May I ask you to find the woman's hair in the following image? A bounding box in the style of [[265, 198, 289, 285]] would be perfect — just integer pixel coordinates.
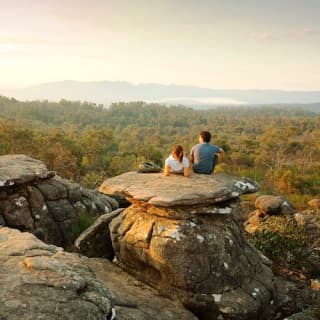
[[172, 144, 184, 163]]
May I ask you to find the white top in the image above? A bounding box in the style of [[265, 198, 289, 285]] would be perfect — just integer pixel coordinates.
[[165, 155, 189, 173]]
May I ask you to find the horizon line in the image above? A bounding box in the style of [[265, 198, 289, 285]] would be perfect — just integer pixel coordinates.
[[1, 80, 320, 92]]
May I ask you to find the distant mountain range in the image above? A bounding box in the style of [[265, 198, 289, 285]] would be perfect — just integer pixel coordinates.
[[1, 81, 320, 110]]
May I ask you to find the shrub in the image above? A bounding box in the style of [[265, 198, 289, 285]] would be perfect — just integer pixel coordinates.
[[80, 171, 103, 189], [250, 215, 308, 265], [72, 210, 96, 239]]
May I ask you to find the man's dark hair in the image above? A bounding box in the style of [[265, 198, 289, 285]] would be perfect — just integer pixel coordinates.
[[200, 131, 211, 142]]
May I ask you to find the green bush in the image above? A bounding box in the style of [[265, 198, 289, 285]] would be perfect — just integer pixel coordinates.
[[250, 215, 308, 265], [72, 210, 96, 239]]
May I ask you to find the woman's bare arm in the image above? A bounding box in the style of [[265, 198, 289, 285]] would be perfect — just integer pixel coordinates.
[[163, 165, 171, 176]]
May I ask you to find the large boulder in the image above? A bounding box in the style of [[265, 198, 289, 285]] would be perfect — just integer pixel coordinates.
[[285, 309, 320, 320], [0, 227, 114, 320], [275, 277, 320, 319], [0, 155, 118, 249], [100, 172, 276, 320], [244, 195, 296, 234], [255, 195, 295, 216], [87, 257, 197, 320]]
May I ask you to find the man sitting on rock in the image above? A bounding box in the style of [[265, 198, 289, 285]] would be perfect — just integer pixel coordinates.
[[189, 131, 224, 174]]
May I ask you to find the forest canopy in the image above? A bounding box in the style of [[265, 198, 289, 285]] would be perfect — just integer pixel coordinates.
[[0, 95, 319, 208]]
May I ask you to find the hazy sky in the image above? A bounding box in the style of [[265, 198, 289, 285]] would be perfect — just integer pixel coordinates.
[[0, 0, 319, 89]]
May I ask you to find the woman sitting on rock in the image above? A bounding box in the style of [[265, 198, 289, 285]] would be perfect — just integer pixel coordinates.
[[164, 144, 191, 177]]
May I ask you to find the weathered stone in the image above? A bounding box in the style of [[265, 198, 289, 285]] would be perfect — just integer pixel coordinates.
[[45, 200, 79, 247], [255, 195, 295, 215], [46, 199, 76, 222], [100, 172, 276, 319], [75, 209, 124, 259], [99, 172, 259, 207], [244, 210, 267, 233], [311, 279, 320, 291], [81, 190, 116, 213], [0, 154, 54, 187], [109, 203, 275, 319], [73, 200, 87, 211], [26, 185, 61, 244], [0, 194, 34, 230], [35, 178, 68, 200], [97, 192, 120, 211], [248, 212, 262, 226], [82, 198, 99, 215], [69, 187, 83, 203], [0, 155, 119, 250], [91, 195, 112, 213], [27, 186, 46, 219], [54, 176, 81, 200], [275, 277, 320, 319], [87, 257, 197, 320], [0, 227, 114, 320], [285, 309, 320, 320], [308, 199, 320, 210]]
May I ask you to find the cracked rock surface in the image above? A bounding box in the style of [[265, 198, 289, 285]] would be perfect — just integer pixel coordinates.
[[86, 257, 197, 320], [0, 227, 114, 320], [99, 171, 259, 207]]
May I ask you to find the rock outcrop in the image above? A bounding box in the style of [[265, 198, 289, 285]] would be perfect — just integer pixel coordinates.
[[99, 172, 276, 320], [86, 257, 198, 320], [0, 227, 114, 320], [275, 277, 320, 320], [245, 195, 296, 233], [0, 155, 118, 248], [255, 195, 295, 216]]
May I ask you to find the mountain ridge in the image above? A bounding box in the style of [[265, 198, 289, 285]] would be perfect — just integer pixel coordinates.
[[1, 80, 320, 107]]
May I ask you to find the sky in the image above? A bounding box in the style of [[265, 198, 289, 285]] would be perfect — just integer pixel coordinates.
[[0, 0, 319, 90]]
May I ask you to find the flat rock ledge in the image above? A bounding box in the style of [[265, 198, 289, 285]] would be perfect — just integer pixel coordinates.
[[0, 154, 54, 186], [0, 227, 114, 320], [99, 172, 259, 207]]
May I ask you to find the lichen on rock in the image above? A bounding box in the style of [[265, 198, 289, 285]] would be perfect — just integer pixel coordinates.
[[0, 227, 114, 320]]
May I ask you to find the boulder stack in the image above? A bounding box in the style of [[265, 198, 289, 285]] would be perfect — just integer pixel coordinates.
[[0, 155, 118, 248], [99, 172, 276, 319]]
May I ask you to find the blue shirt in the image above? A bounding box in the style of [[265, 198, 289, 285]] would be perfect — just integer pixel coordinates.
[[190, 143, 220, 174]]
